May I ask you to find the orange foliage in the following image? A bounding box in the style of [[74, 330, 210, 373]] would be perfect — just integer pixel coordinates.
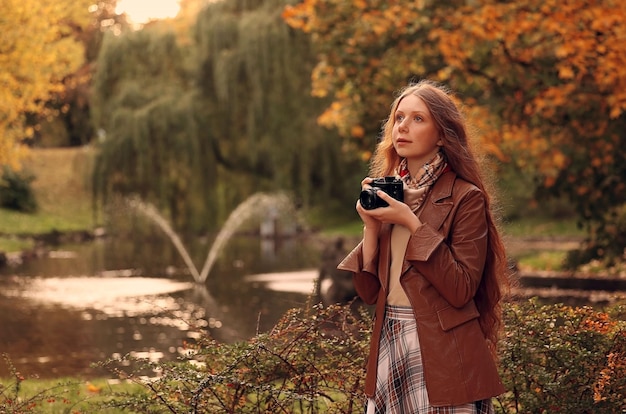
[[284, 0, 626, 253], [435, 0, 626, 133], [432, 0, 626, 232], [283, 0, 430, 142]]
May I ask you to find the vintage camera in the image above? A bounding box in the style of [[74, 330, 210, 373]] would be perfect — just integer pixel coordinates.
[[359, 176, 404, 210]]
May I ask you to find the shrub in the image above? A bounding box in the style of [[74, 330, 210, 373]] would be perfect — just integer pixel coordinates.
[[99, 299, 625, 413], [98, 302, 371, 413], [496, 299, 626, 413], [0, 354, 79, 413], [565, 205, 626, 269], [5, 299, 625, 413], [0, 167, 37, 213]]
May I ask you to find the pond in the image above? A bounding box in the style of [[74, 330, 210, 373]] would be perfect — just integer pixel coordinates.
[[0, 234, 329, 379], [3, 226, 621, 381]]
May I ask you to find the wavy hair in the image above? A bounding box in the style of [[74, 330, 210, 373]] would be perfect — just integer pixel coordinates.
[[370, 79, 510, 353]]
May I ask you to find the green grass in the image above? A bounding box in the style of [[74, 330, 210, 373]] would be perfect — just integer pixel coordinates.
[[0, 147, 98, 237], [515, 250, 568, 272], [0, 207, 95, 235], [0, 377, 147, 413], [0, 376, 351, 413], [0, 235, 34, 253], [503, 216, 584, 271], [502, 215, 585, 239], [318, 215, 584, 272], [319, 220, 363, 237]]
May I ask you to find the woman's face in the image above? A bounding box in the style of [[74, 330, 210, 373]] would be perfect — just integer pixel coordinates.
[[392, 94, 441, 172]]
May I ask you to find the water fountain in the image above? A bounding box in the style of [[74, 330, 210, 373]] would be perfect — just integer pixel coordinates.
[[126, 192, 295, 284]]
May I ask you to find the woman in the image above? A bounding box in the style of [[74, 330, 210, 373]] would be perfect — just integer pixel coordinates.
[[338, 80, 509, 413]]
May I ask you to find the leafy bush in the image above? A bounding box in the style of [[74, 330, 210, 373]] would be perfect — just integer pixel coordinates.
[[98, 302, 371, 413], [0, 167, 37, 213], [496, 299, 626, 413], [4, 299, 625, 413], [0, 354, 79, 413], [565, 205, 626, 269], [96, 299, 625, 414]]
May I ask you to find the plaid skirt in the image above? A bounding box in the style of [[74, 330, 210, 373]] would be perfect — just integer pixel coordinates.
[[365, 305, 494, 414]]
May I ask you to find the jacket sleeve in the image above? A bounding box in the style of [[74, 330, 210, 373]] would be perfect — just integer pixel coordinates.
[[337, 240, 381, 305], [405, 188, 488, 308]]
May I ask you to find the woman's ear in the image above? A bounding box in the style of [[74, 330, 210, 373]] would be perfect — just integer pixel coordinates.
[[437, 139, 444, 147]]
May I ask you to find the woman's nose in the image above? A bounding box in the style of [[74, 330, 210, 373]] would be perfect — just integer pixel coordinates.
[[398, 119, 409, 132]]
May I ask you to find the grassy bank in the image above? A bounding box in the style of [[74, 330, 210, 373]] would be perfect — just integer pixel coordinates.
[[0, 146, 586, 269], [0, 376, 147, 413], [0, 147, 98, 252]]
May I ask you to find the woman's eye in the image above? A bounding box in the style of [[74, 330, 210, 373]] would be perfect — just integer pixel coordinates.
[[414, 116, 423, 122], [395, 114, 404, 122]]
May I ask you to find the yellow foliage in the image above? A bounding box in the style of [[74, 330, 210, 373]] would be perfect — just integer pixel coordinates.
[[281, 0, 316, 33], [558, 66, 575, 80], [462, 104, 507, 161], [552, 151, 567, 170], [350, 125, 365, 138], [0, 0, 92, 167], [283, 0, 626, 192]]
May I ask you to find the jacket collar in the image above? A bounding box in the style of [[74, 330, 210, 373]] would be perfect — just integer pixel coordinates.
[[428, 170, 456, 202], [418, 170, 456, 231]]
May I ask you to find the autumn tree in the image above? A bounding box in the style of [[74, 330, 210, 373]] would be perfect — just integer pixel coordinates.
[[432, 0, 626, 266], [283, 0, 452, 156], [284, 0, 626, 265], [41, 0, 128, 148], [0, 0, 93, 167]]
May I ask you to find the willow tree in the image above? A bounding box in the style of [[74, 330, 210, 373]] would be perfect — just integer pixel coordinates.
[[92, 0, 363, 233], [92, 27, 216, 231], [192, 0, 363, 217]]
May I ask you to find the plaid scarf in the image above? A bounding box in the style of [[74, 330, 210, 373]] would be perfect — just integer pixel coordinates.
[[395, 151, 448, 213], [396, 150, 448, 190]]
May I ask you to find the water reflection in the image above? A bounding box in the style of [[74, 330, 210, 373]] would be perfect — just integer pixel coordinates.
[[0, 234, 322, 379]]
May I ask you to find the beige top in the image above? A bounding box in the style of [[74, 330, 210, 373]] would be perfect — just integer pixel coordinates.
[[386, 186, 429, 306], [387, 224, 412, 305]]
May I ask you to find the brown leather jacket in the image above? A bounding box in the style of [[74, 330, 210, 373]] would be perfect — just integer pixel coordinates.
[[337, 170, 505, 406]]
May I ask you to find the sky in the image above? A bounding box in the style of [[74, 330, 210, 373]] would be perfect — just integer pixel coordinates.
[[115, 0, 181, 24]]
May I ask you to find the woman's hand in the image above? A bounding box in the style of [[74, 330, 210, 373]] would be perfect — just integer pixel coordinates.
[[357, 178, 421, 233], [356, 178, 382, 233], [356, 178, 382, 261]]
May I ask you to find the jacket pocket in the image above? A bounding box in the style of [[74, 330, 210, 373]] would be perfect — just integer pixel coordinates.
[[437, 301, 479, 332]]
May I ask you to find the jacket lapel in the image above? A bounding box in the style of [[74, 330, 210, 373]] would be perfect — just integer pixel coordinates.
[[399, 171, 456, 276], [418, 170, 455, 231]]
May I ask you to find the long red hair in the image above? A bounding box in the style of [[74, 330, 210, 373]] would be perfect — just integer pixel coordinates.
[[370, 80, 510, 353]]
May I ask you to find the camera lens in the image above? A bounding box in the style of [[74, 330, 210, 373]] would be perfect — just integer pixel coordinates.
[[359, 188, 379, 210]]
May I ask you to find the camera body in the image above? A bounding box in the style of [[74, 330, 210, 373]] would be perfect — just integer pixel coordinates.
[[359, 176, 404, 210]]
